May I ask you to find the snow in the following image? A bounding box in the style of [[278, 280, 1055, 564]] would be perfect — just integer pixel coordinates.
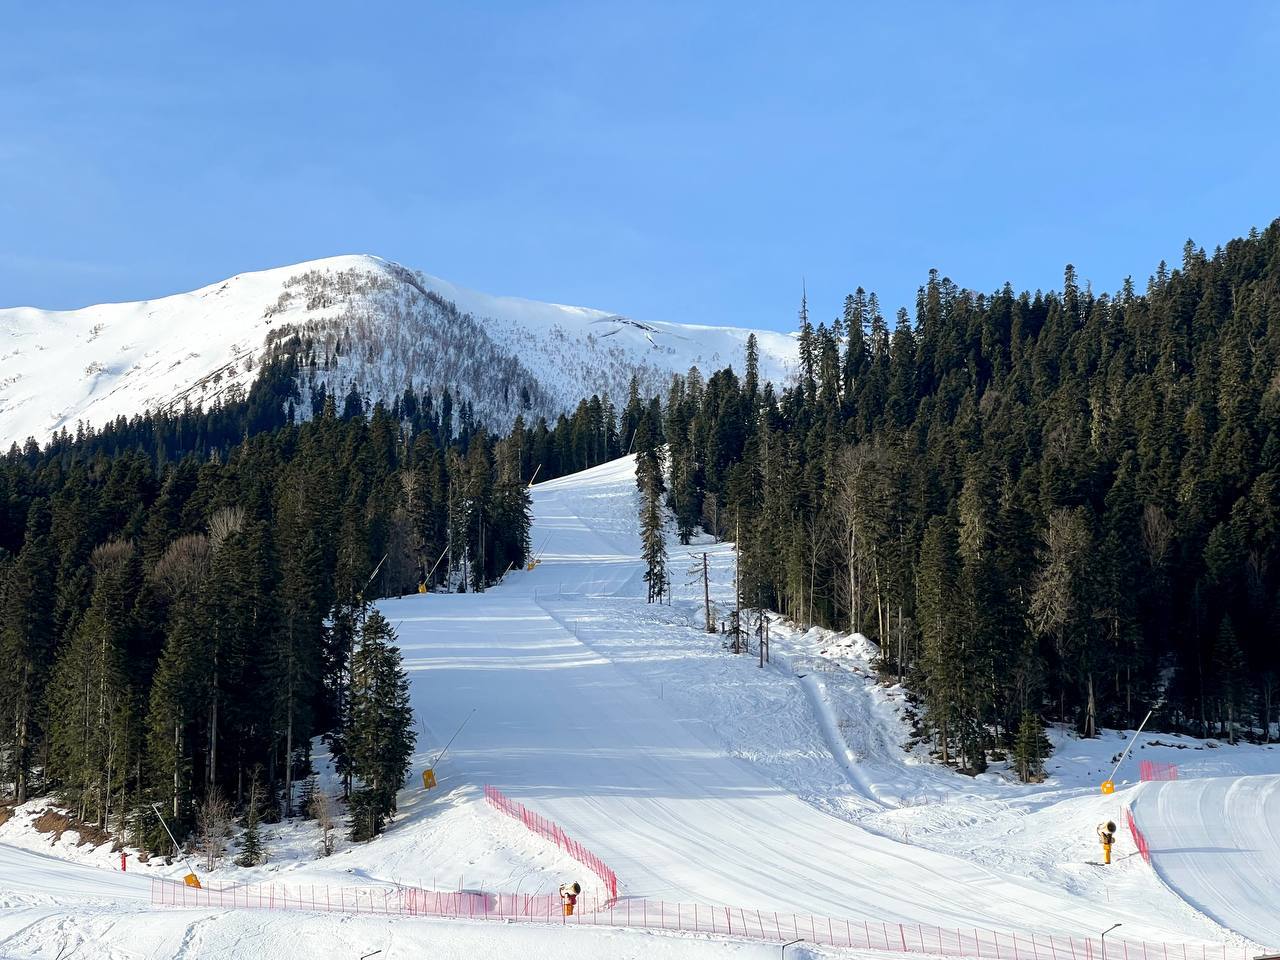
[[385, 457, 1267, 944], [1, 454, 1278, 957], [0, 899, 819, 960], [0, 255, 796, 446], [1132, 775, 1280, 947]]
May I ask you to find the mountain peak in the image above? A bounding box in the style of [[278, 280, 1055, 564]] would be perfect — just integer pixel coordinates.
[[0, 257, 795, 446]]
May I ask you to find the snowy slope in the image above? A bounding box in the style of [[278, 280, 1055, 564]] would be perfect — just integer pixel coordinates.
[[1132, 775, 1280, 947], [382, 457, 1253, 945], [3, 456, 1278, 958], [0, 256, 796, 446], [0, 849, 794, 960]]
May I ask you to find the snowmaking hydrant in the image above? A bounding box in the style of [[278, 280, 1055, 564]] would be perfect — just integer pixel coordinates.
[[1098, 820, 1117, 865], [559, 881, 581, 916]]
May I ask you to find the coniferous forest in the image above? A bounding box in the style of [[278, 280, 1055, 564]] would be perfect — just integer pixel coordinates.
[[2, 219, 1279, 849], [655, 222, 1280, 773], [0, 377, 533, 850]]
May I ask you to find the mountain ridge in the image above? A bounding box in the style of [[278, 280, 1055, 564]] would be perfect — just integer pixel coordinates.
[[0, 254, 797, 445]]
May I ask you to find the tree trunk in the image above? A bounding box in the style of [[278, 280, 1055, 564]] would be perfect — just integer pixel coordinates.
[[1086, 673, 1096, 739], [15, 664, 30, 803], [703, 554, 714, 633], [172, 720, 180, 821], [284, 667, 294, 818]]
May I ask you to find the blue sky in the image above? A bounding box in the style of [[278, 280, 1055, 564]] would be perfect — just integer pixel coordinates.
[[3, 3, 1278, 331]]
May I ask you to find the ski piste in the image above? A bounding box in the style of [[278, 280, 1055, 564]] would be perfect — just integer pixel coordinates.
[[1, 455, 1276, 957], [387, 455, 1275, 944]]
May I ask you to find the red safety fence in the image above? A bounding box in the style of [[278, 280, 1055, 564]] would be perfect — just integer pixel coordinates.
[[1126, 807, 1151, 863], [484, 784, 619, 900], [1139, 761, 1179, 781], [152, 877, 405, 914], [152, 878, 1252, 960]]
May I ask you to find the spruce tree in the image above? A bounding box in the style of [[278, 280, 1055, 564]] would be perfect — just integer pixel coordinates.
[[236, 773, 267, 867], [0, 500, 57, 802], [347, 611, 415, 840], [635, 419, 668, 603], [918, 516, 967, 766], [1014, 711, 1050, 782]]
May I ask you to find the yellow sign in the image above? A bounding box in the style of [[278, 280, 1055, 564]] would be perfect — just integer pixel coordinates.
[[1100, 780, 1115, 795], [422, 768, 437, 790], [184, 873, 202, 889]]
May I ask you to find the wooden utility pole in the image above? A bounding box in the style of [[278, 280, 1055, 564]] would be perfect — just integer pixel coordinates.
[[733, 515, 742, 654], [702, 553, 714, 633]]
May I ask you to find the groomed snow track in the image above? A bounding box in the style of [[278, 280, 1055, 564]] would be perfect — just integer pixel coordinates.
[[384, 457, 1247, 946], [1131, 775, 1280, 948]]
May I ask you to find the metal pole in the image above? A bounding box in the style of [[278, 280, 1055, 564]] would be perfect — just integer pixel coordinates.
[[782, 939, 805, 958], [1102, 923, 1122, 960], [434, 708, 476, 768], [1107, 712, 1154, 785], [424, 543, 450, 586], [150, 802, 200, 879], [361, 553, 389, 599]]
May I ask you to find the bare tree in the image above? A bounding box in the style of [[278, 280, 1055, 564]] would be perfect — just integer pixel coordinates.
[[1140, 504, 1173, 570], [701, 492, 721, 541], [196, 789, 232, 871], [208, 506, 246, 554], [833, 444, 890, 638], [1029, 507, 1097, 735], [151, 533, 211, 598], [308, 789, 337, 857]]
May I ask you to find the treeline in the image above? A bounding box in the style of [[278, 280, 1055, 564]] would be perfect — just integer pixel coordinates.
[[511, 382, 662, 482], [656, 221, 1280, 774], [0, 395, 531, 849]]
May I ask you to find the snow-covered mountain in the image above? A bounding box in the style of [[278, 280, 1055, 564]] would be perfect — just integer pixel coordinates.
[[0, 254, 797, 445]]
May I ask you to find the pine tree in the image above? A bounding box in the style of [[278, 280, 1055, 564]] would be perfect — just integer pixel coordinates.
[[46, 540, 137, 827], [1213, 615, 1248, 744], [1030, 507, 1101, 736], [797, 289, 816, 400], [640, 477, 667, 603], [0, 500, 57, 802], [744, 333, 760, 402], [635, 419, 668, 603], [348, 611, 415, 840], [236, 772, 267, 866], [918, 516, 966, 767], [1014, 711, 1050, 782]]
